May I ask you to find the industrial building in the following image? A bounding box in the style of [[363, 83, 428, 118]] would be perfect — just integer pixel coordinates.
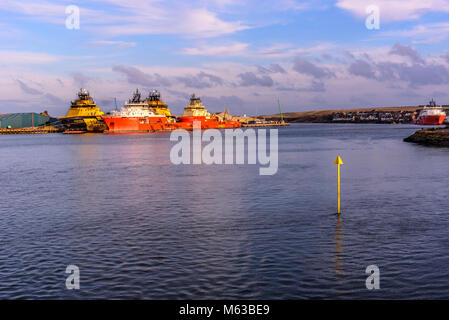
[[0, 112, 56, 129]]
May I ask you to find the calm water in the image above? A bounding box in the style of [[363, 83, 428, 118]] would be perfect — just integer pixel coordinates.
[[1, 124, 449, 299]]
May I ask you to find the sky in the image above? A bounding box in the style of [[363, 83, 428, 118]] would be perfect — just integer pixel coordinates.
[[1, 0, 449, 116]]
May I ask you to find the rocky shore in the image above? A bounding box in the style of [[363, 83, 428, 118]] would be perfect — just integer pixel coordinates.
[[404, 127, 449, 147]]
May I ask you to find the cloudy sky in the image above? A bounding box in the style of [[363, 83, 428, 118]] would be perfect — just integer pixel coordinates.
[[1, 0, 449, 116]]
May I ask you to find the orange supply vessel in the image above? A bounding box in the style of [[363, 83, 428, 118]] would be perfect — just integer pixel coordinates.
[[176, 94, 241, 130], [102, 89, 169, 133], [414, 99, 446, 125]]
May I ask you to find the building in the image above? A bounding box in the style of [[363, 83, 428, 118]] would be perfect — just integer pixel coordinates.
[[0, 112, 56, 129]]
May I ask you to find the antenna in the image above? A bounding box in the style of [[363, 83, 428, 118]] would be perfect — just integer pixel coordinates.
[[114, 97, 118, 111]]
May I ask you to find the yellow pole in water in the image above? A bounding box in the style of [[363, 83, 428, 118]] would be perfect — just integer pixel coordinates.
[[337, 164, 341, 214], [334, 156, 344, 214]]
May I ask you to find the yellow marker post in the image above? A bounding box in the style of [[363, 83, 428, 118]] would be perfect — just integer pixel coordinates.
[[334, 156, 344, 214]]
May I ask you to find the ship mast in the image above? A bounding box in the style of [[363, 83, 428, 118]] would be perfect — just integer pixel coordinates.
[[131, 88, 142, 103], [278, 98, 284, 123]]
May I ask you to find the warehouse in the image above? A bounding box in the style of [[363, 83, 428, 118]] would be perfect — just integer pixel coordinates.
[[0, 112, 56, 129]]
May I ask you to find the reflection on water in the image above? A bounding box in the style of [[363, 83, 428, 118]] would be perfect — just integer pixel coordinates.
[[334, 215, 344, 282], [2, 124, 449, 299]]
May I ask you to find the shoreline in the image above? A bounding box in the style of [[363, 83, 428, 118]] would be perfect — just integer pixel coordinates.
[[262, 105, 449, 124]]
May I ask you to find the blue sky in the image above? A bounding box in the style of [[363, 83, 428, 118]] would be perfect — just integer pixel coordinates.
[[1, 0, 449, 116]]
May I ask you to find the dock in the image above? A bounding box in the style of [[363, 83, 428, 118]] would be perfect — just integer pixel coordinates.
[[242, 122, 290, 128], [0, 126, 61, 134]]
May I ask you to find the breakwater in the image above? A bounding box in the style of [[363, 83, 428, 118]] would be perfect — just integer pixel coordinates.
[[404, 127, 449, 147]]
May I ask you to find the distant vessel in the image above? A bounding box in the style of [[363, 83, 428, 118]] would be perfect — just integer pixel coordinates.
[[414, 99, 446, 125], [59, 88, 108, 133], [176, 94, 241, 129], [102, 89, 168, 132]]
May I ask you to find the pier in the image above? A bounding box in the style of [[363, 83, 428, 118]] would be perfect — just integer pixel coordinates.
[[242, 122, 290, 128], [0, 126, 61, 134]]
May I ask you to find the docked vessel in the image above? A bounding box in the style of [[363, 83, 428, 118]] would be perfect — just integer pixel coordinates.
[[147, 90, 173, 119], [59, 88, 108, 133], [176, 94, 241, 130], [102, 89, 168, 132], [444, 116, 449, 125], [414, 99, 446, 125]]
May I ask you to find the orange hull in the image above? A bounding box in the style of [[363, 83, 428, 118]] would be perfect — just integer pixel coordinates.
[[102, 115, 241, 133], [102, 116, 169, 132], [175, 116, 241, 130], [415, 115, 446, 125]]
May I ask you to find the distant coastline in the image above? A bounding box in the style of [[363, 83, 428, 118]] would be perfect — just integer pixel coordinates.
[[262, 105, 449, 124]]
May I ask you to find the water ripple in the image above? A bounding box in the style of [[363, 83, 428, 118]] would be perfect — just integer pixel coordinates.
[[1, 125, 449, 298]]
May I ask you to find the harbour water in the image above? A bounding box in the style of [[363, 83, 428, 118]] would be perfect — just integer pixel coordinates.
[[1, 124, 449, 299]]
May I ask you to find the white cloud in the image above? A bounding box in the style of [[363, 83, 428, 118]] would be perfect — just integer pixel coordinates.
[[182, 42, 249, 56], [3, 0, 449, 114], [0, 0, 66, 17], [1, 47, 449, 117], [97, 8, 249, 38], [336, 0, 449, 22], [181, 42, 335, 59], [381, 22, 449, 43], [0, 0, 101, 24], [0, 0, 250, 38], [0, 50, 61, 64], [89, 40, 137, 49], [256, 43, 335, 59], [182, 8, 248, 37]]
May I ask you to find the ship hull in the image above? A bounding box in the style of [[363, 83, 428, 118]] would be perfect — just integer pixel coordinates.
[[102, 116, 169, 132], [59, 89, 108, 133], [176, 116, 241, 130], [60, 116, 107, 133], [415, 115, 446, 125]]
